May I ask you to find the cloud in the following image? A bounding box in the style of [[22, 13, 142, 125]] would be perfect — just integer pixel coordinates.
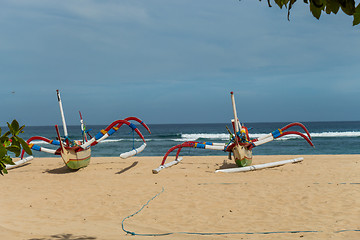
[[1, 0, 360, 124], [2, 0, 149, 23], [63, 0, 149, 23]]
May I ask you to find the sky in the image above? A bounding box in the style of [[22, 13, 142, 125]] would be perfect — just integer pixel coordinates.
[[1, 0, 359, 126]]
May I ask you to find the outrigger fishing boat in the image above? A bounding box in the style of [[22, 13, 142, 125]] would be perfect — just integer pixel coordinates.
[[153, 92, 314, 173], [18, 90, 151, 170]]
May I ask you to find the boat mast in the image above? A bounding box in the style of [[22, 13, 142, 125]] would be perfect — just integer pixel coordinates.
[[79, 111, 87, 142], [56, 89, 69, 139], [230, 91, 241, 133]]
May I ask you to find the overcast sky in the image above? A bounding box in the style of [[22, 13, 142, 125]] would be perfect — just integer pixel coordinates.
[[1, 0, 359, 126]]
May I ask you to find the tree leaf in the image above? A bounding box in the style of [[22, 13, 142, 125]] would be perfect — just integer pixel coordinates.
[[263, 0, 359, 27], [10, 136, 20, 146], [7, 145, 21, 157], [326, 0, 340, 14], [0, 136, 9, 146], [2, 156, 15, 165], [7, 122, 15, 135], [288, 0, 297, 20], [312, 0, 324, 8], [353, 4, 360, 25], [2, 168, 8, 174], [3, 139, 11, 147], [0, 145, 7, 158], [18, 125, 25, 134], [11, 119, 20, 134], [17, 137, 32, 155], [310, 1, 322, 19], [274, 0, 288, 8], [0, 160, 6, 175], [3, 131, 10, 138], [340, 0, 356, 15]]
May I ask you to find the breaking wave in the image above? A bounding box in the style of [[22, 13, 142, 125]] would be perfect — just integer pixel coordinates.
[[173, 131, 360, 142], [29, 131, 360, 145]]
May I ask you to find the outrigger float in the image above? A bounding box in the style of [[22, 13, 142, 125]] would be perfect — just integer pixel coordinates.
[[18, 90, 151, 170], [153, 92, 314, 174]]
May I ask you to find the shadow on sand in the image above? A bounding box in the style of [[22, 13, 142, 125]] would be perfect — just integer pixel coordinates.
[[116, 161, 138, 174], [45, 166, 79, 174], [29, 233, 96, 240], [217, 159, 238, 170]]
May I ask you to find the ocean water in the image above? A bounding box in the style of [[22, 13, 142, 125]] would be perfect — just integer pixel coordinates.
[[13, 121, 360, 158]]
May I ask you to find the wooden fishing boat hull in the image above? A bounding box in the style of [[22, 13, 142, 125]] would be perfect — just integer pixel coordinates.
[[60, 148, 91, 170], [232, 145, 252, 167]]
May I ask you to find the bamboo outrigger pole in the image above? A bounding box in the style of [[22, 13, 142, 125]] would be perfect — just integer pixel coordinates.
[[215, 157, 304, 173]]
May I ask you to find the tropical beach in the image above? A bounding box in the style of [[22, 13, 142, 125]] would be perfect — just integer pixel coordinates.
[[1, 1, 360, 240], [1, 154, 359, 240]]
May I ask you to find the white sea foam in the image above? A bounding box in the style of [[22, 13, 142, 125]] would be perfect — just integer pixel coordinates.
[[310, 131, 360, 137], [29, 131, 360, 145], [31, 138, 134, 145], [173, 131, 360, 142], [98, 138, 146, 143], [174, 133, 229, 142], [97, 139, 125, 143]]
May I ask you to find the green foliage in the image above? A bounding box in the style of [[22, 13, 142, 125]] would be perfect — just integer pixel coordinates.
[[354, 4, 360, 25], [260, 0, 360, 26], [0, 120, 32, 175]]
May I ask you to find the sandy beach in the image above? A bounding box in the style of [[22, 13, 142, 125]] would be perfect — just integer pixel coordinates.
[[1, 155, 359, 240]]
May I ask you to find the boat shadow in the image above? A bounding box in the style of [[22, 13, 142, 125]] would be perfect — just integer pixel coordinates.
[[28, 233, 96, 240], [217, 159, 238, 170], [116, 161, 138, 174], [45, 161, 139, 174], [45, 166, 79, 174]]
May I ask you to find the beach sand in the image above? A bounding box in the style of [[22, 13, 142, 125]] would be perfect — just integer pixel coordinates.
[[1, 155, 359, 240]]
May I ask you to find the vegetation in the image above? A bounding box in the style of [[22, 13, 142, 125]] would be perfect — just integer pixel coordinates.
[[0, 120, 32, 175], [260, 0, 360, 26]]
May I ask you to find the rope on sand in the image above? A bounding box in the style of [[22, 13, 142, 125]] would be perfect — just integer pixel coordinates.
[[335, 229, 360, 233], [121, 188, 359, 236], [121, 187, 168, 236]]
